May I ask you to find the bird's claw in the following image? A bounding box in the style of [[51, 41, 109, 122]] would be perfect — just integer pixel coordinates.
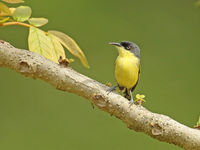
[[107, 85, 117, 95], [130, 99, 134, 104]]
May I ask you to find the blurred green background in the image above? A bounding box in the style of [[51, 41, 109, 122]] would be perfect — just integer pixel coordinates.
[[0, 0, 200, 149]]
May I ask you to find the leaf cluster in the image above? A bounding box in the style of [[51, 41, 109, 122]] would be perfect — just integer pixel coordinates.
[[196, 0, 200, 7], [0, 0, 89, 68]]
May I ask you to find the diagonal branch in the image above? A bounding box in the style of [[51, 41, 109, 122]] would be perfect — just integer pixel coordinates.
[[0, 40, 200, 150]]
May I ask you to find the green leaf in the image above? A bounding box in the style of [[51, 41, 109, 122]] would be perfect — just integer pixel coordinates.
[[0, 2, 11, 16], [194, 116, 200, 129], [197, 117, 200, 126], [196, 0, 200, 7], [48, 30, 90, 68], [0, 16, 9, 23], [2, 0, 24, 4], [28, 17, 48, 27], [28, 27, 66, 63], [13, 6, 31, 22]]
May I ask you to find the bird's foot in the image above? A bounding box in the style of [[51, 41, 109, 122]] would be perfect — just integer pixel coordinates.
[[129, 89, 134, 105], [130, 99, 134, 104], [107, 85, 117, 95]]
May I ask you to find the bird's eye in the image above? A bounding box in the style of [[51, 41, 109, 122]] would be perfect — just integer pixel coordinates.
[[126, 46, 131, 50]]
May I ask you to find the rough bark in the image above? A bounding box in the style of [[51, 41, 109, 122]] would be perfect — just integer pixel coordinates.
[[0, 40, 200, 150]]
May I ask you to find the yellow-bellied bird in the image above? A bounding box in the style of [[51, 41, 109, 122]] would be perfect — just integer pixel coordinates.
[[108, 41, 140, 104]]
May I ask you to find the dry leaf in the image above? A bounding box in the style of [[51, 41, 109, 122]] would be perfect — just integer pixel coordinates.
[[48, 30, 90, 68]]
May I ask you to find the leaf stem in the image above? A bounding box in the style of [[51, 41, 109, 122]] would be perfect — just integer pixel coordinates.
[[0, 21, 33, 28]]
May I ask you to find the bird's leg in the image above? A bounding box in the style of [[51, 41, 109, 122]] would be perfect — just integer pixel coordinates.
[[107, 85, 118, 95], [124, 88, 130, 99], [129, 89, 134, 104]]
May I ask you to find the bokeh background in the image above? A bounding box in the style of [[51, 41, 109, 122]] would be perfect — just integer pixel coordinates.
[[0, 0, 200, 149]]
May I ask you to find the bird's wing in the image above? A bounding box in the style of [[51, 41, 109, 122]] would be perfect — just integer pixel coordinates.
[[131, 65, 140, 92]]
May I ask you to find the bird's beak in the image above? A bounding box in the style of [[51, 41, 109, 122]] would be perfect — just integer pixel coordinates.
[[109, 42, 121, 47]]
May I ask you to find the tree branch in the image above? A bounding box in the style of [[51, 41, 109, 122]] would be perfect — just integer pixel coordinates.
[[0, 40, 200, 150]]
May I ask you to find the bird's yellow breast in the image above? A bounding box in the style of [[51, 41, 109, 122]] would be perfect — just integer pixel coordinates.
[[115, 49, 140, 89]]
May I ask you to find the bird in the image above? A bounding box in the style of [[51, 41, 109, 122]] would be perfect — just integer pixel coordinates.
[[108, 41, 140, 104]]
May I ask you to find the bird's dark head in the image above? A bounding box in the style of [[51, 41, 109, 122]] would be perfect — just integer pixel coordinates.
[[109, 41, 140, 58]]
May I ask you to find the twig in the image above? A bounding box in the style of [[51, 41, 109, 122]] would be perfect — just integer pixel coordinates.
[[0, 21, 33, 28]]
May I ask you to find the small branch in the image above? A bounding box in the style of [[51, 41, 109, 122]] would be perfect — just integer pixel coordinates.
[[0, 41, 200, 150], [0, 21, 33, 28]]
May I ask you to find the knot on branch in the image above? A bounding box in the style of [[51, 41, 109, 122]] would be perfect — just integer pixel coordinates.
[[19, 61, 35, 75], [150, 122, 163, 136], [0, 40, 13, 49], [92, 93, 107, 108]]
